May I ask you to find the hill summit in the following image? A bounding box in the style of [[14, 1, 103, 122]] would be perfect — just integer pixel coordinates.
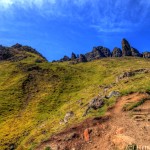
[[0, 43, 47, 62]]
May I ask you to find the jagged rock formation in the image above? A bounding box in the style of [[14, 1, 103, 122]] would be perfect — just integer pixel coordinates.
[[85, 46, 111, 61], [71, 52, 77, 60], [112, 47, 122, 57], [122, 38, 132, 56], [143, 52, 150, 58], [55, 38, 150, 63], [101, 47, 111, 57], [122, 39, 142, 57]]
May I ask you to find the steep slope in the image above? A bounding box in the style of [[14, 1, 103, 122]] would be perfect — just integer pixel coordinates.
[[0, 48, 150, 150]]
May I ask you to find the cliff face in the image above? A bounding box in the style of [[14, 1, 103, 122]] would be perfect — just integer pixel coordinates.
[[57, 38, 149, 63]]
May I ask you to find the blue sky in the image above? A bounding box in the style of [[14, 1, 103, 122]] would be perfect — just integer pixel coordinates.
[[0, 0, 150, 61]]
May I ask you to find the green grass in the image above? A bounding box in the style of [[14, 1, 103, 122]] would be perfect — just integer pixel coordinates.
[[0, 56, 150, 150]]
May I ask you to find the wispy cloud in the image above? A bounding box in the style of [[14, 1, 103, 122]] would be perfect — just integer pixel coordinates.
[[0, 0, 150, 33]]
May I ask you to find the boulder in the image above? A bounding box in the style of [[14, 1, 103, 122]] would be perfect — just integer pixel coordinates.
[[79, 54, 87, 62], [83, 96, 104, 116], [143, 52, 150, 58], [71, 52, 77, 60], [131, 47, 142, 57], [122, 38, 132, 56], [112, 47, 122, 57]]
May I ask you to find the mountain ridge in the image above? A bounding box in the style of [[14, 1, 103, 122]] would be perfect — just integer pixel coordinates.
[[56, 38, 150, 63]]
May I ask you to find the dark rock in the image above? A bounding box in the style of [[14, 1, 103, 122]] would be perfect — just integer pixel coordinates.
[[85, 46, 111, 61], [0, 47, 13, 60], [83, 96, 104, 116], [112, 47, 122, 57], [101, 47, 111, 57], [60, 55, 70, 62], [79, 54, 87, 62], [143, 52, 150, 58], [118, 71, 135, 80], [122, 38, 132, 56], [131, 47, 142, 57], [71, 52, 77, 60], [11, 43, 22, 48]]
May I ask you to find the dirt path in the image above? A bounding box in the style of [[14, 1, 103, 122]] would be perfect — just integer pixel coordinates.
[[36, 93, 150, 150]]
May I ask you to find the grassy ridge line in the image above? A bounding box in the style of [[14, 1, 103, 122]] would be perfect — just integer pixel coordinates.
[[0, 57, 150, 149]]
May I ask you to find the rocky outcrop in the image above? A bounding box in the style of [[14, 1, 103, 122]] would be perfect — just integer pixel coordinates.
[[55, 38, 150, 63], [131, 47, 142, 57], [79, 54, 87, 62], [85, 46, 111, 61], [122, 38, 132, 56], [112, 47, 122, 57], [116, 69, 150, 82], [71, 52, 77, 60], [60, 55, 70, 62], [143, 52, 150, 58], [101, 47, 111, 57], [0, 44, 47, 62], [83, 96, 104, 116]]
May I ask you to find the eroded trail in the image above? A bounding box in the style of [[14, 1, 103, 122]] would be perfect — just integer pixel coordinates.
[[36, 93, 150, 150]]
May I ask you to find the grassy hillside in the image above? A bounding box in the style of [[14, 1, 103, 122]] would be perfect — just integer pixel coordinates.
[[0, 54, 150, 150]]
